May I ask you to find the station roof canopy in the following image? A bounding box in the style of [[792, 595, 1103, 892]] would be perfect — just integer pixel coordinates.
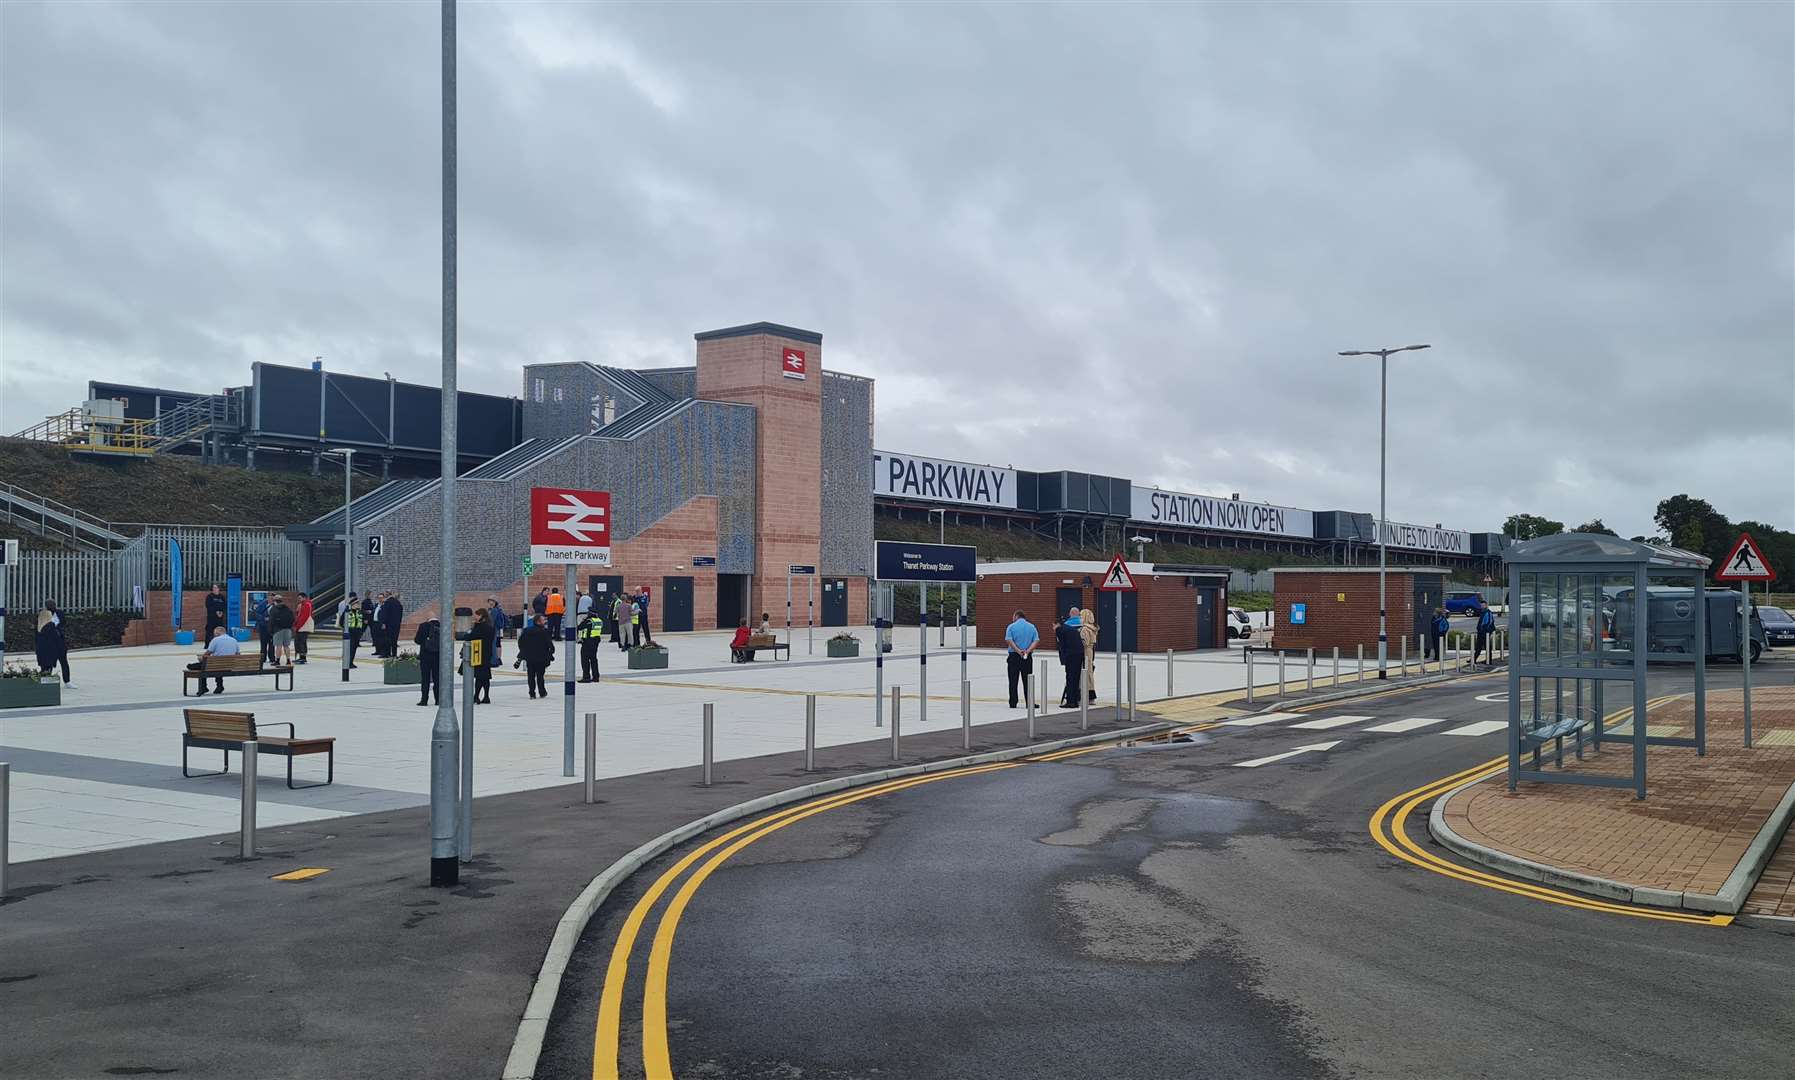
[[1502, 532, 1709, 569]]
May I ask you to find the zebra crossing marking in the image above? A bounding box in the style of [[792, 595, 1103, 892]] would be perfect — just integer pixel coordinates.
[[1289, 714, 1372, 730], [1440, 720, 1507, 738], [1219, 712, 1304, 727], [1360, 717, 1449, 734]]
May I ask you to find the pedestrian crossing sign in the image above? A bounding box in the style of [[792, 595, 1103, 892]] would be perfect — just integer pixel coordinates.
[[1714, 533, 1774, 582], [1098, 555, 1137, 591]]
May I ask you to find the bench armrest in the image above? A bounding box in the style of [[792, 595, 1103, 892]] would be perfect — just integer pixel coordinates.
[[255, 721, 297, 738]]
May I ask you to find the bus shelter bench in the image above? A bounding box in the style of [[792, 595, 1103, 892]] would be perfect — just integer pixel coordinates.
[[181, 708, 335, 789], [1519, 715, 1589, 769], [733, 634, 790, 662], [182, 653, 294, 696]]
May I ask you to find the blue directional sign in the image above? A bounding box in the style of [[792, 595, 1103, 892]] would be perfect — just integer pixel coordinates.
[[693, 556, 717, 567], [874, 540, 977, 583]]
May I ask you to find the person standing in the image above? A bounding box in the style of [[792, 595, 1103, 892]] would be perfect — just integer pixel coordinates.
[[1004, 608, 1039, 709], [545, 588, 566, 637], [359, 592, 377, 645], [486, 598, 508, 665], [1474, 601, 1495, 664], [35, 602, 72, 689], [293, 592, 314, 664], [1056, 607, 1084, 708], [532, 588, 550, 623], [268, 594, 296, 666], [203, 584, 227, 639], [252, 593, 274, 663], [380, 592, 404, 659], [515, 614, 555, 699], [414, 616, 442, 707], [1079, 607, 1099, 704], [577, 609, 603, 683], [576, 588, 593, 621], [634, 589, 655, 646], [469, 607, 496, 704], [1427, 606, 1447, 661], [344, 592, 366, 667], [188, 625, 241, 696]]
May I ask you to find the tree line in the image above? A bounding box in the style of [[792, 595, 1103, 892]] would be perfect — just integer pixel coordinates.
[[1503, 495, 1793, 583]]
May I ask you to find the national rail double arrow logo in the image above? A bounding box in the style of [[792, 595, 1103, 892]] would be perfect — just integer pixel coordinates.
[[545, 493, 607, 543]]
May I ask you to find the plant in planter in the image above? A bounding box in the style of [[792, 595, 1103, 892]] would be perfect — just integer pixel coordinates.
[[0, 663, 61, 709], [626, 644, 669, 670], [826, 632, 861, 658], [383, 648, 422, 685]]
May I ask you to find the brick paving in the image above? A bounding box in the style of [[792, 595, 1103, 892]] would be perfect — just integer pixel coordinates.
[[1443, 687, 1795, 902]]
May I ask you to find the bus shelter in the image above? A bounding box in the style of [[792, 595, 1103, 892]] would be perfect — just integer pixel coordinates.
[[1504, 533, 1710, 799]]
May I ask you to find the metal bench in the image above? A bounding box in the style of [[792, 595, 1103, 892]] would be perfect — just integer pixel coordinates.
[[182, 653, 294, 696], [181, 708, 335, 789], [1519, 713, 1590, 768]]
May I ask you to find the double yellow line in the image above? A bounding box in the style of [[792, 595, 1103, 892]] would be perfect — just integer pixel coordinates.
[[1368, 699, 1729, 927]]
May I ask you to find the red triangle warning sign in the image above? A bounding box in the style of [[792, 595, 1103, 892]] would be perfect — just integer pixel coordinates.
[[1098, 554, 1137, 591], [1714, 533, 1775, 582]]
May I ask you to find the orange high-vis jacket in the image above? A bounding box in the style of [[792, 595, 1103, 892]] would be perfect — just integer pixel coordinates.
[[546, 593, 565, 615]]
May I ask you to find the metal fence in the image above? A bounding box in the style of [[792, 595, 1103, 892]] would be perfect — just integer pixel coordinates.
[[3, 527, 300, 613], [1229, 569, 1275, 593], [3, 547, 141, 611]]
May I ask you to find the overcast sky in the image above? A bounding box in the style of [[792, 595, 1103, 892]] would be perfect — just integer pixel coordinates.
[[3, 1, 1791, 538]]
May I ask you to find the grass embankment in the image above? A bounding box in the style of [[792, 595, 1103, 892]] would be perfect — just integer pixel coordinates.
[[0, 438, 380, 531]]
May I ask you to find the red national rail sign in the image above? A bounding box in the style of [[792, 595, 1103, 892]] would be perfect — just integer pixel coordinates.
[[529, 487, 612, 565]]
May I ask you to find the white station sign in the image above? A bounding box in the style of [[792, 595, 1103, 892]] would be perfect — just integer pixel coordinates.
[[873, 451, 1018, 510], [1130, 486, 1314, 539], [1379, 521, 1472, 554]]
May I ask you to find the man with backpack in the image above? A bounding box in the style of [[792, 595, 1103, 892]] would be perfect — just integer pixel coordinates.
[[1427, 606, 1449, 662], [1474, 601, 1496, 664]]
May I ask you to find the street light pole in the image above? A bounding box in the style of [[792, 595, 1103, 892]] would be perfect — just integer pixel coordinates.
[[336, 448, 354, 683], [429, 0, 461, 888], [930, 509, 946, 645], [1338, 344, 1431, 681]]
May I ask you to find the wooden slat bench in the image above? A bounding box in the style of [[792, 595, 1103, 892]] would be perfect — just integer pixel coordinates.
[[733, 633, 790, 662], [181, 709, 335, 789], [182, 653, 294, 696]]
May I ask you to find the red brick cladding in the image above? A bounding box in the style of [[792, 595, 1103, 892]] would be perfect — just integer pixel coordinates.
[[124, 586, 301, 646], [1270, 569, 1441, 654], [694, 330, 823, 622], [973, 572, 1226, 653]]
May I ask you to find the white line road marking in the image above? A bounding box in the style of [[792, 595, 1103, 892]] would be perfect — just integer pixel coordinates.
[[1232, 741, 1343, 768], [1362, 717, 1449, 734], [1220, 713, 1303, 727], [1289, 714, 1372, 730], [1441, 720, 1507, 737]]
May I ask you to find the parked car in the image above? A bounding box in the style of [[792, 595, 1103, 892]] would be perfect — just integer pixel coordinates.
[[1759, 605, 1795, 648], [1227, 607, 1254, 640], [1444, 591, 1484, 616]]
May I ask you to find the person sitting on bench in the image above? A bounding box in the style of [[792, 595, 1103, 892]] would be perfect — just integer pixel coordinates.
[[188, 626, 242, 696], [729, 619, 753, 663]]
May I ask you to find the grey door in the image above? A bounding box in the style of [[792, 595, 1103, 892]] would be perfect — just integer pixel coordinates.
[[1197, 587, 1218, 649], [822, 578, 848, 626], [662, 576, 694, 633]]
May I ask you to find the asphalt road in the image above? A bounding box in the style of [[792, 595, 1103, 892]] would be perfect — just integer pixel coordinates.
[[546, 666, 1795, 1080]]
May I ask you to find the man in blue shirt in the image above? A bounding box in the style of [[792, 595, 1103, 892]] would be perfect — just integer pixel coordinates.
[[1004, 609, 1039, 709]]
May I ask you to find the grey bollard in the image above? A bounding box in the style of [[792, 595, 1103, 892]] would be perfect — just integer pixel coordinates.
[[1246, 649, 1255, 703], [584, 712, 597, 804], [562, 707, 574, 778], [240, 739, 257, 858], [961, 680, 972, 751], [1277, 652, 1286, 697], [1357, 643, 1365, 683], [890, 686, 901, 760], [702, 703, 714, 787], [1332, 646, 1340, 689], [0, 762, 9, 899], [1166, 649, 1174, 699], [805, 694, 817, 772], [1026, 675, 1037, 740], [1400, 636, 1408, 676], [1080, 681, 1090, 730], [1127, 664, 1137, 722], [1306, 648, 1314, 693]]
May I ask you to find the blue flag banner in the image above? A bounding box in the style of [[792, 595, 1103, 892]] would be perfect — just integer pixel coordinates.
[[169, 539, 184, 628]]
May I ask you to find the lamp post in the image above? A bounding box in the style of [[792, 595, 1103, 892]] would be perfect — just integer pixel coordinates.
[[929, 508, 946, 644], [1337, 343, 1431, 680], [325, 448, 355, 683], [429, 0, 461, 888], [1131, 535, 1152, 565]]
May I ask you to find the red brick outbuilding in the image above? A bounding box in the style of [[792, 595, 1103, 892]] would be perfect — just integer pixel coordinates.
[[974, 561, 1232, 653]]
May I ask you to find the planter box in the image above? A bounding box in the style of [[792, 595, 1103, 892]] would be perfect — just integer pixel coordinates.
[[826, 640, 860, 658], [627, 648, 669, 670], [0, 679, 62, 709], [383, 660, 421, 685]]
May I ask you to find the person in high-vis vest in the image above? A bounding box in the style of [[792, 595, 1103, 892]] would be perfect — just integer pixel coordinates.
[[545, 588, 566, 637], [577, 610, 604, 683], [344, 592, 366, 667], [612, 593, 630, 650]]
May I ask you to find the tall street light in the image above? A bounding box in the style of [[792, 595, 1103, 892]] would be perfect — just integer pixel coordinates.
[[430, 0, 461, 888], [1337, 344, 1432, 680], [929, 508, 946, 644], [324, 448, 355, 683]]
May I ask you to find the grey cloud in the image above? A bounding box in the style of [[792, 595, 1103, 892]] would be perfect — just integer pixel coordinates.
[[2, 0, 1789, 539]]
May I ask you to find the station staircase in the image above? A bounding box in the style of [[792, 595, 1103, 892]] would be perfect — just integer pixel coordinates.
[[10, 394, 242, 459], [0, 480, 133, 551]]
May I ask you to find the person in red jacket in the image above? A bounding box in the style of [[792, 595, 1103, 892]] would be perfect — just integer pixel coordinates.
[[293, 593, 314, 664], [729, 619, 752, 663]]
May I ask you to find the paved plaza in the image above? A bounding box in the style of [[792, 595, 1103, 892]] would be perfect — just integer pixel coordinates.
[[0, 625, 1366, 862]]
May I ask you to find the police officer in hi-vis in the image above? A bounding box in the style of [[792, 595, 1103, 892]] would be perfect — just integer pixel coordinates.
[[577, 609, 604, 683], [344, 591, 366, 667]]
